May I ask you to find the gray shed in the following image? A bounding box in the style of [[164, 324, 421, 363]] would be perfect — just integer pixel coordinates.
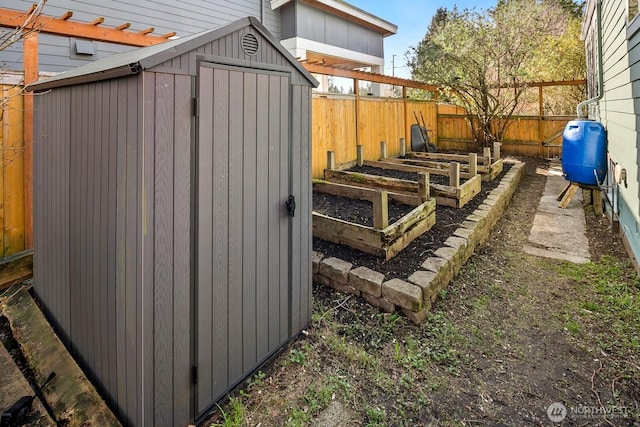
[[29, 17, 317, 426]]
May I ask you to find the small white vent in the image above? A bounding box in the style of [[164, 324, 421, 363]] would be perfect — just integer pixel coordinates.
[[241, 33, 260, 56]]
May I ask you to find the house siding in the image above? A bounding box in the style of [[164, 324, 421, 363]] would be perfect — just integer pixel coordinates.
[[4, 0, 280, 73], [585, 0, 640, 264], [282, 0, 384, 58]]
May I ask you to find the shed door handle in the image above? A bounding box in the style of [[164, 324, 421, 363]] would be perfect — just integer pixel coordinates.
[[286, 195, 296, 217]]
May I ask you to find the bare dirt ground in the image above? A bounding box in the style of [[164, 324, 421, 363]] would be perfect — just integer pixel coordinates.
[[205, 157, 640, 427]]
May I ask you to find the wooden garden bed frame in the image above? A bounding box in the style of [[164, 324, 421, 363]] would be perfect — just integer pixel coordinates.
[[325, 150, 481, 208], [402, 142, 504, 182], [312, 181, 436, 259]]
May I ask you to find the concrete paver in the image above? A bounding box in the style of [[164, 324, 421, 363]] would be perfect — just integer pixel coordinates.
[[524, 162, 591, 264]]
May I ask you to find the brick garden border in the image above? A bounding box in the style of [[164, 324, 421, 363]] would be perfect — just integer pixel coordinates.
[[312, 159, 526, 324]]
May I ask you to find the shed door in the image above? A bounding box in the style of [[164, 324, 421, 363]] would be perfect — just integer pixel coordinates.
[[195, 62, 291, 416]]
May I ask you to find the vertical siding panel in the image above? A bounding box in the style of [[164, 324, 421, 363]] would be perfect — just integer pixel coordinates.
[[51, 90, 58, 316], [92, 82, 103, 382], [37, 92, 48, 312], [197, 66, 214, 411], [69, 86, 80, 353], [225, 32, 233, 58], [62, 89, 72, 336], [33, 93, 44, 311], [125, 76, 140, 425], [71, 85, 81, 354], [301, 87, 312, 327], [36, 94, 46, 313], [242, 72, 257, 371], [172, 74, 192, 427], [115, 78, 129, 422], [227, 69, 244, 383], [278, 76, 289, 343], [80, 84, 91, 363], [141, 72, 155, 427], [267, 74, 280, 352], [99, 81, 111, 388], [107, 81, 118, 398], [152, 72, 174, 425], [32, 94, 40, 308], [212, 67, 229, 398], [255, 74, 269, 358], [290, 84, 301, 334]]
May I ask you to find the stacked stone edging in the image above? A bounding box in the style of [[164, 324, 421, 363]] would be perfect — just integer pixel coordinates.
[[312, 160, 525, 324]]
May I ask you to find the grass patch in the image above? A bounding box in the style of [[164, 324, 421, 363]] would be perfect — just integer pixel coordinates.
[[554, 255, 640, 365], [209, 398, 245, 427]]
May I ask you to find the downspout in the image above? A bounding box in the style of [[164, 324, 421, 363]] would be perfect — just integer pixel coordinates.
[[577, 0, 603, 118]]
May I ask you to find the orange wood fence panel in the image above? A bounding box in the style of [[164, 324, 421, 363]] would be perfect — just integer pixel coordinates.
[[0, 84, 26, 257], [358, 97, 405, 161], [311, 95, 357, 178]]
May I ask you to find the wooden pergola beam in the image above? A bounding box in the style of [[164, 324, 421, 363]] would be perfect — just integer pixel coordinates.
[[0, 7, 173, 46], [301, 62, 439, 92]]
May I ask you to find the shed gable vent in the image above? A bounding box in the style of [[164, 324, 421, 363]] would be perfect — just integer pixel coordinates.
[[241, 33, 260, 56]]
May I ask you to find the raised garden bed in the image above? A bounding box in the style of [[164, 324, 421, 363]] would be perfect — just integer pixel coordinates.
[[312, 181, 436, 260], [324, 164, 481, 208], [312, 159, 525, 324], [404, 150, 504, 182]]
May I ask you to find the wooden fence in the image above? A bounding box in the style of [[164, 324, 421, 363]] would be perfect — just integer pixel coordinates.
[[312, 94, 438, 178], [312, 94, 572, 178], [0, 84, 576, 258], [0, 84, 25, 257]]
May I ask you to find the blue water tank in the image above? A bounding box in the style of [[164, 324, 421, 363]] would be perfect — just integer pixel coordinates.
[[561, 119, 607, 186]]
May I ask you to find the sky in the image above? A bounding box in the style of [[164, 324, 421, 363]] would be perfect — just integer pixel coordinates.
[[345, 0, 497, 79]]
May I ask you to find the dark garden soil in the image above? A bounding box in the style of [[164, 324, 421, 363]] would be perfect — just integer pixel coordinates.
[[206, 155, 640, 427], [313, 163, 511, 279], [312, 193, 414, 227], [347, 164, 467, 186]]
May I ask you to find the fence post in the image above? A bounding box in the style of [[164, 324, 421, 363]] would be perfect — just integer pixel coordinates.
[[483, 147, 492, 164], [493, 141, 501, 160], [380, 141, 387, 159], [449, 162, 460, 188], [327, 151, 335, 170], [468, 153, 478, 177], [399, 137, 406, 157], [418, 172, 430, 202], [373, 190, 389, 230], [357, 145, 364, 166]]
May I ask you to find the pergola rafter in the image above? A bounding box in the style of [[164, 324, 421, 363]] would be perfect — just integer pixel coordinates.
[[0, 6, 175, 46], [0, 4, 174, 249]]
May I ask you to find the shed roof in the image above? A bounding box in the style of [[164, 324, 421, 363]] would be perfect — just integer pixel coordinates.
[[28, 16, 317, 91]]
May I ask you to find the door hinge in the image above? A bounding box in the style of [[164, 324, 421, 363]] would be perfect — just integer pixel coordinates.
[[192, 97, 198, 117], [192, 365, 198, 384]]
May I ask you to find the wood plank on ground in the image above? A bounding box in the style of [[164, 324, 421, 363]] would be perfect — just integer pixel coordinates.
[[2, 286, 121, 426], [0, 340, 53, 426]]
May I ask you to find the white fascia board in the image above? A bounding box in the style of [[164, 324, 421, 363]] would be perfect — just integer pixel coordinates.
[[280, 37, 385, 68], [271, 0, 397, 35]]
